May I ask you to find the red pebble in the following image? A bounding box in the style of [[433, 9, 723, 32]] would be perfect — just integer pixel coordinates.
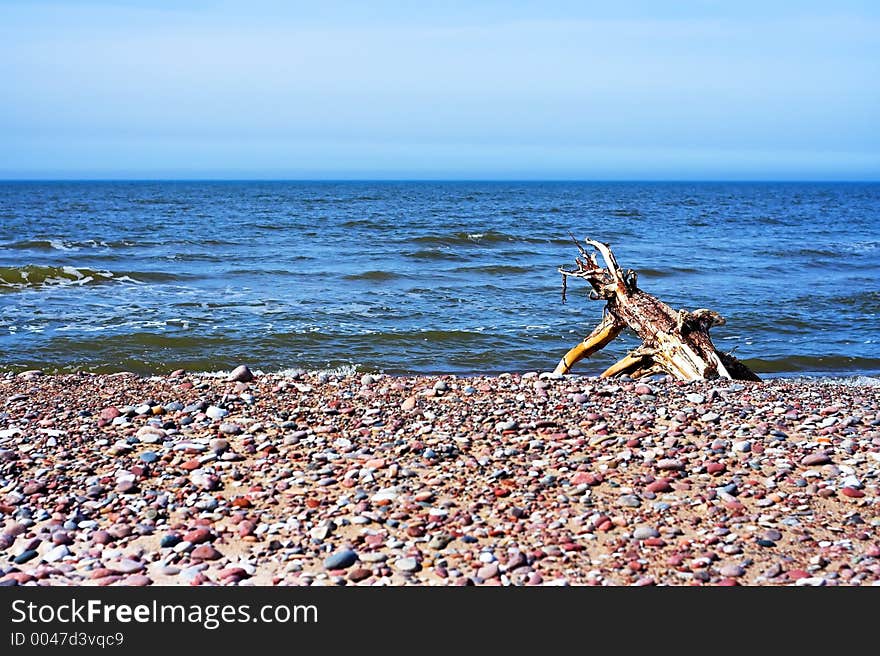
[[96, 575, 123, 586], [183, 528, 212, 544], [572, 472, 601, 486], [706, 462, 725, 475], [123, 575, 152, 586], [191, 545, 222, 560], [100, 407, 121, 420], [646, 478, 671, 493], [842, 487, 865, 498], [219, 567, 248, 580]]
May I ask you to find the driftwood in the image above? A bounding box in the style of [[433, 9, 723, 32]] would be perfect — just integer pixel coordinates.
[[554, 237, 760, 381]]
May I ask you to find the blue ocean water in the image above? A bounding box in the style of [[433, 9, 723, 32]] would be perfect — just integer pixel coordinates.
[[1, 181, 878, 376]]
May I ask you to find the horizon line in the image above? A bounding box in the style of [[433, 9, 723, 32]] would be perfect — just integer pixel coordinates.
[[2, 178, 879, 184]]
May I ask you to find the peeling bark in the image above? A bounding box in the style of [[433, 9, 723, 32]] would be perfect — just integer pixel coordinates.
[[553, 237, 760, 381]]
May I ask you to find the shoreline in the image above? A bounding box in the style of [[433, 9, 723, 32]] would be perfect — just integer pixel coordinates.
[[3, 365, 880, 382], [1, 370, 878, 586]]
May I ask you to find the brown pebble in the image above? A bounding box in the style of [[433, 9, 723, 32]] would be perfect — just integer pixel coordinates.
[[191, 545, 222, 560]]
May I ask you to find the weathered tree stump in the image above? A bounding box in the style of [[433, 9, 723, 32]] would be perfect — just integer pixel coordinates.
[[554, 237, 760, 381]]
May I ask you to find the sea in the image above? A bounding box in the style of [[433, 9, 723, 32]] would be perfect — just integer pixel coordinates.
[[1, 181, 878, 378]]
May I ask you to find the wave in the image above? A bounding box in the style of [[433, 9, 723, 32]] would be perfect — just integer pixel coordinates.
[[638, 266, 699, 278], [2, 238, 140, 251], [761, 241, 880, 259], [0, 265, 114, 289], [452, 264, 536, 275], [0, 265, 186, 291], [405, 249, 467, 261], [343, 270, 405, 281], [410, 230, 516, 246]]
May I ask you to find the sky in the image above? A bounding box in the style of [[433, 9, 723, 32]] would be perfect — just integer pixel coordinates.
[[0, 1, 878, 180]]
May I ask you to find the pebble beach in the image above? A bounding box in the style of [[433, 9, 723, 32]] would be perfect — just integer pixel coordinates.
[[1, 367, 879, 587]]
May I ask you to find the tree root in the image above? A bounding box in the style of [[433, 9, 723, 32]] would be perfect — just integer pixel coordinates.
[[555, 237, 760, 381]]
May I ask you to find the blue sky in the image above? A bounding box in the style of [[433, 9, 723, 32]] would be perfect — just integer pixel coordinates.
[[1, 1, 878, 179]]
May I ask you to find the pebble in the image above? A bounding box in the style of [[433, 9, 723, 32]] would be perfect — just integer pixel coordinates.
[[161, 533, 182, 548], [477, 563, 499, 580], [801, 453, 831, 466], [123, 574, 152, 586], [429, 534, 453, 550], [395, 557, 419, 572], [116, 479, 137, 493], [762, 529, 782, 542], [716, 563, 743, 579], [14, 550, 38, 564], [210, 438, 229, 453], [191, 545, 222, 560], [3, 371, 880, 588], [100, 406, 121, 420], [205, 406, 228, 420], [633, 526, 660, 540], [646, 479, 671, 493], [227, 365, 254, 382], [111, 559, 145, 574], [324, 549, 358, 570], [42, 545, 69, 562], [359, 553, 387, 564]]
